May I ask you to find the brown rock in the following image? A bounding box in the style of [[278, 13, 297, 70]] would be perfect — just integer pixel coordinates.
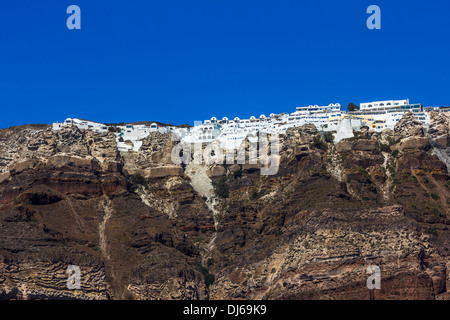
[[1, 116, 449, 301], [335, 140, 352, 152], [228, 164, 241, 173], [351, 139, 379, 151], [394, 112, 424, 140], [242, 163, 261, 172], [294, 145, 309, 158], [46, 155, 93, 168], [397, 137, 430, 151], [283, 124, 320, 148], [9, 159, 40, 174], [433, 135, 449, 149], [206, 165, 226, 178], [143, 166, 183, 179], [0, 172, 10, 184]]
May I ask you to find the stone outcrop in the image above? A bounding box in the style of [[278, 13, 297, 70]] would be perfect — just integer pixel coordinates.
[[427, 112, 450, 173], [121, 131, 184, 179], [335, 139, 379, 152], [206, 165, 226, 178], [282, 124, 319, 150], [0, 125, 120, 175], [394, 112, 424, 140]]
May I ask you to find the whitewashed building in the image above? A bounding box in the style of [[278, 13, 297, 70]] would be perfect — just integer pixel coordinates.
[[52, 118, 109, 133], [53, 98, 441, 153], [351, 99, 428, 131]]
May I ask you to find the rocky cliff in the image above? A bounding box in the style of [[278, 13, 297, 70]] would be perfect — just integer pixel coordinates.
[[0, 113, 449, 300]]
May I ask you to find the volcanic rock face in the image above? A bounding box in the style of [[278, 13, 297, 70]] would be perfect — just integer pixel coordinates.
[[0, 113, 449, 300], [427, 112, 450, 173], [121, 131, 184, 179], [0, 125, 211, 300]]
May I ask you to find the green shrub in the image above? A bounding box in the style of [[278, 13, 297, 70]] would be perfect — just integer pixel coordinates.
[[347, 102, 359, 112], [233, 169, 243, 178], [194, 235, 205, 242], [274, 229, 283, 236], [204, 273, 215, 287], [431, 193, 439, 200], [424, 227, 438, 236], [206, 258, 214, 267], [14, 197, 31, 206], [323, 131, 334, 143], [195, 263, 208, 275], [108, 126, 121, 133], [130, 173, 148, 188], [356, 166, 371, 179], [194, 262, 215, 288], [212, 178, 229, 198], [430, 207, 441, 217], [311, 136, 328, 151], [380, 143, 391, 153], [250, 189, 258, 201]]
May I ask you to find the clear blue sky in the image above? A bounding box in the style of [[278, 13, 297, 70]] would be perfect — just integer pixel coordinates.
[[1, 0, 449, 128]]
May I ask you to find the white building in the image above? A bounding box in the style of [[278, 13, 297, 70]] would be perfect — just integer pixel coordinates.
[[360, 99, 410, 110], [353, 99, 428, 131], [52, 97, 434, 153], [295, 103, 341, 114], [182, 123, 221, 144], [53, 118, 175, 152], [52, 118, 109, 133]]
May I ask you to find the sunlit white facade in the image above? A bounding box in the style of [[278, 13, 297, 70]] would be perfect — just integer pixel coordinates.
[[52, 98, 443, 152]]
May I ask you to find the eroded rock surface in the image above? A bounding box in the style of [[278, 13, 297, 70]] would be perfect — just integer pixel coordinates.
[[0, 113, 449, 300]]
